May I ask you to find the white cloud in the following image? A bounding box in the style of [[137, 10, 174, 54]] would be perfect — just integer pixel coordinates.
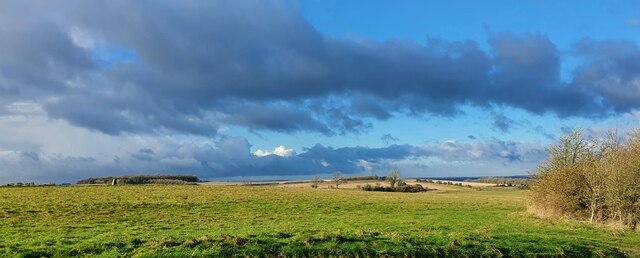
[[4, 101, 44, 114], [357, 159, 373, 172], [68, 26, 96, 49], [441, 140, 459, 152], [254, 146, 296, 157], [216, 126, 231, 134]]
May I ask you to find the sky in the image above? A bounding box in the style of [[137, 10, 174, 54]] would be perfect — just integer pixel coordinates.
[[1, 0, 639, 183]]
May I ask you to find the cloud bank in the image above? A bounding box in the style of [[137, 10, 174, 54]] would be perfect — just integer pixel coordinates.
[[0, 103, 546, 183], [1, 1, 639, 137]]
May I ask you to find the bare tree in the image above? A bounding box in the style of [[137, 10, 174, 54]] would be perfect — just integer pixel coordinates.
[[311, 175, 321, 189], [387, 170, 401, 188], [332, 171, 343, 188]]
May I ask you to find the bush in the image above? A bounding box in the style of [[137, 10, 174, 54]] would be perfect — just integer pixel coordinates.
[[395, 184, 427, 193], [360, 183, 427, 193], [529, 129, 640, 230]]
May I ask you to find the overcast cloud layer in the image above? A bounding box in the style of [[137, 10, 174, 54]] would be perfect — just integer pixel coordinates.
[[1, 1, 639, 183], [2, 1, 640, 136]]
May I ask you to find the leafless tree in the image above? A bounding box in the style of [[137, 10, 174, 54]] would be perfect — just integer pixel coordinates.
[[332, 171, 343, 188]]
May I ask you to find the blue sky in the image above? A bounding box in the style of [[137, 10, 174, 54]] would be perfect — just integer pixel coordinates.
[[302, 0, 639, 45], [0, 1, 639, 183]]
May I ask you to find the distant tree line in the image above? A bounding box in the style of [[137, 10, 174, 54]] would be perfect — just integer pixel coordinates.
[[466, 177, 532, 187], [1, 182, 67, 187], [418, 180, 474, 188], [2, 182, 36, 187], [529, 129, 640, 230], [77, 174, 199, 185]]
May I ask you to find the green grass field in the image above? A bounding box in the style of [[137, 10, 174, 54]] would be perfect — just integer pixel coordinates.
[[1, 184, 639, 257]]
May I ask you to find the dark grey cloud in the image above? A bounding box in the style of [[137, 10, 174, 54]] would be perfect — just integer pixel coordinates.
[[131, 148, 154, 161], [491, 112, 519, 133], [532, 125, 556, 140], [219, 101, 333, 135], [300, 144, 428, 163], [0, 1, 638, 137], [381, 134, 399, 144], [20, 151, 40, 161], [571, 39, 640, 114]]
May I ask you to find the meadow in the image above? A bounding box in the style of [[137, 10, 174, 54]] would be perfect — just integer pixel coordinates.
[[1, 183, 639, 257]]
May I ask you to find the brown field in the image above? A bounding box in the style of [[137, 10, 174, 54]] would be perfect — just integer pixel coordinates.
[[199, 179, 496, 189]]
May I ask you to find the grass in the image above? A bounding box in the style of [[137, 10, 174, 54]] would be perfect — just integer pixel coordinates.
[[1, 184, 638, 257]]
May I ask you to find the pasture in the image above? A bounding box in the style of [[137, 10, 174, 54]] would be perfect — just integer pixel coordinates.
[[1, 183, 639, 257]]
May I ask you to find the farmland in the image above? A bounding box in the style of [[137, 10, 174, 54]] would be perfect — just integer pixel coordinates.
[[1, 183, 639, 257]]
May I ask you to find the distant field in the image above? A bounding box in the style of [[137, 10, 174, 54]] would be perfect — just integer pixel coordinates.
[[198, 179, 496, 188], [1, 183, 639, 257]]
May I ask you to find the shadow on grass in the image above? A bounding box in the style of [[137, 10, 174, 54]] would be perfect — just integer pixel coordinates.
[[137, 232, 627, 257], [6, 231, 627, 257]]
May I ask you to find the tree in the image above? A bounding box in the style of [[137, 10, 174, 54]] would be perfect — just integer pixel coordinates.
[[387, 170, 401, 188], [332, 171, 343, 188], [311, 175, 321, 189]]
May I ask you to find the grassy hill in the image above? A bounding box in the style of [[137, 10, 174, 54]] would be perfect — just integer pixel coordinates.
[[1, 183, 638, 257]]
